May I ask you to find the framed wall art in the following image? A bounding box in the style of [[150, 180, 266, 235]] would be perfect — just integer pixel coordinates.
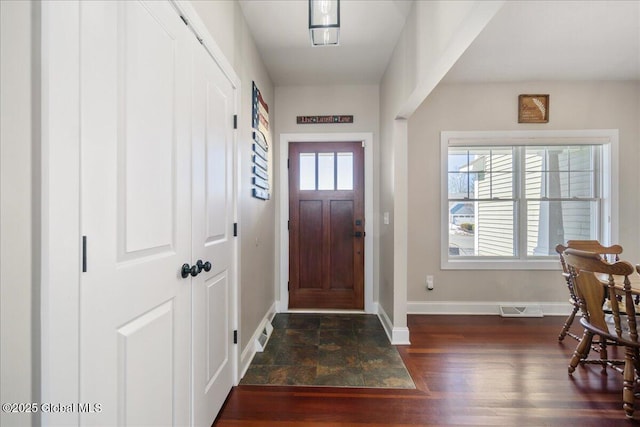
[[518, 94, 549, 123]]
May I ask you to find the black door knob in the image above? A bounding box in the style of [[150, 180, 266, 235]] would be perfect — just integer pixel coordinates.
[[197, 259, 212, 272], [181, 263, 199, 278]]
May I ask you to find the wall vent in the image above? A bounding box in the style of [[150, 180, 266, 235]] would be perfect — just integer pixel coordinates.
[[254, 321, 274, 352], [499, 305, 543, 318]]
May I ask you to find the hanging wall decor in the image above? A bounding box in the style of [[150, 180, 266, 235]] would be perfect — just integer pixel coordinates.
[[518, 94, 549, 123], [252, 81, 270, 200], [296, 115, 353, 124]]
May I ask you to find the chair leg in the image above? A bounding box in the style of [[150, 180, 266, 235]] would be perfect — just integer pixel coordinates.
[[600, 339, 608, 374], [569, 330, 593, 374], [623, 347, 636, 418], [633, 348, 640, 378], [559, 305, 579, 341]]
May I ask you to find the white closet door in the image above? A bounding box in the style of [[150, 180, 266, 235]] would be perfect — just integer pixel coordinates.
[[190, 35, 236, 426], [80, 1, 192, 425]]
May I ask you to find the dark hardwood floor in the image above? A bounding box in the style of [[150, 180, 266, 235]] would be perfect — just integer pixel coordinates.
[[214, 315, 640, 426]]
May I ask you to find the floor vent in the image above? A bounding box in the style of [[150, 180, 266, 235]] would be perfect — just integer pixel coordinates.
[[499, 305, 543, 318], [254, 321, 273, 352]]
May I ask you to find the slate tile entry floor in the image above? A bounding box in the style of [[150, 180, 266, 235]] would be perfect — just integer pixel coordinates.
[[240, 313, 415, 388]]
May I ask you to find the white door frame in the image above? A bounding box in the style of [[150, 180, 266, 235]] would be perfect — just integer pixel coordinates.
[[40, 3, 81, 425], [278, 132, 375, 314], [40, 2, 240, 425]]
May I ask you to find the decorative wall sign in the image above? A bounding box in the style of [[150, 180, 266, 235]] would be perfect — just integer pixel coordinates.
[[252, 81, 270, 200], [296, 115, 353, 124], [518, 94, 549, 123]]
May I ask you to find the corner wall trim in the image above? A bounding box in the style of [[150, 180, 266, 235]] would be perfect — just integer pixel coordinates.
[[378, 304, 410, 345]]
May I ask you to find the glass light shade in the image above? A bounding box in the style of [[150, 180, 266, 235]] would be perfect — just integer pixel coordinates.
[[309, 0, 340, 46]]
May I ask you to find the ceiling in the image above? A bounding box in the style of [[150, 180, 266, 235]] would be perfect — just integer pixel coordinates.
[[443, 0, 640, 83], [238, 0, 640, 87], [238, 0, 413, 85]]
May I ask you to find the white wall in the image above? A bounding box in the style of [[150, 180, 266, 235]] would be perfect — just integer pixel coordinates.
[[186, 0, 236, 65], [190, 1, 276, 351], [273, 84, 381, 306], [378, 0, 502, 330], [1, 1, 36, 426], [274, 85, 380, 135], [407, 81, 640, 309]]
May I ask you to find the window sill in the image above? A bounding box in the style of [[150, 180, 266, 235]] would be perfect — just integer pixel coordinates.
[[441, 259, 561, 271]]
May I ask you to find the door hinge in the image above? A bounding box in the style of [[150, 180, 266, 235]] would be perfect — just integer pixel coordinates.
[[287, 158, 290, 169], [287, 220, 290, 230], [233, 222, 238, 237], [82, 235, 87, 272], [288, 281, 290, 290], [233, 114, 237, 129], [233, 330, 238, 344], [179, 15, 188, 26], [362, 141, 365, 148]]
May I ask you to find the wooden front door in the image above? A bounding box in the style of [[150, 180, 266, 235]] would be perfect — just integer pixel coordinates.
[[289, 141, 365, 309]]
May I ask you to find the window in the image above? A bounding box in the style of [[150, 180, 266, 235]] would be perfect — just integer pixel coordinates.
[[299, 152, 354, 191], [441, 130, 618, 270]]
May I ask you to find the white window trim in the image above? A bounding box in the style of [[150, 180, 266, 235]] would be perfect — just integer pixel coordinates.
[[440, 129, 619, 270]]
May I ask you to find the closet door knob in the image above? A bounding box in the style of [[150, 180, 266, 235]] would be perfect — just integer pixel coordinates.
[[197, 260, 212, 272], [181, 263, 199, 278]]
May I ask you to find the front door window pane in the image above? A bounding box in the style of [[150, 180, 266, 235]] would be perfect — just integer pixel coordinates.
[[318, 153, 335, 190], [299, 153, 316, 190], [336, 153, 353, 190]]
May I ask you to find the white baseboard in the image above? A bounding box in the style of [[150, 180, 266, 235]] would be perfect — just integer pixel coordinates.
[[239, 302, 277, 380], [407, 301, 571, 316], [377, 305, 393, 341], [377, 304, 411, 345], [391, 326, 411, 345]]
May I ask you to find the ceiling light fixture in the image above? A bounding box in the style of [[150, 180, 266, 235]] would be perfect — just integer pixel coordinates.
[[309, 0, 340, 46]]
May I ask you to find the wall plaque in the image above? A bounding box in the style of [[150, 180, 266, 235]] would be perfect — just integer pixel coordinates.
[[296, 115, 353, 124], [518, 94, 549, 123]]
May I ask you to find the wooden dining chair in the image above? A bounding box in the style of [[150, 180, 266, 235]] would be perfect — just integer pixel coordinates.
[[563, 248, 639, 419], [556, 240, 623, 341]]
